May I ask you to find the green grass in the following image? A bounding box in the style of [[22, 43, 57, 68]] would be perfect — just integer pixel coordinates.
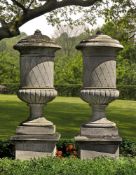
[[0, 95, 135, 140]]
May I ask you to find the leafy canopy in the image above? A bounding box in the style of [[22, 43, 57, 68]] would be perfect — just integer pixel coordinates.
[[0, 0, 135, 40]]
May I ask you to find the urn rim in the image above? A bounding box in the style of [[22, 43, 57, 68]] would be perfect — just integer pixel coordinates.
[[76, 32, 123, 50], [14, 30, 61, 50]]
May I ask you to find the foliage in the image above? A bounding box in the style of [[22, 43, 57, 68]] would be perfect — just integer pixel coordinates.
[[0, 141, 14, 159], [54, 25, 90, 57], [0, 52, 19, 84], [0, 0, 135, 40], [101, 21, 136, 86], [55, 84, 81, 97], [116, 45, 136, 86], [0, 156, 136, 175], [56, 139, 77, 158], [56, 84, 136, 100], [120, 139, 136, 157], [55, 54, 83, 85], [0, 33, 26, 85]]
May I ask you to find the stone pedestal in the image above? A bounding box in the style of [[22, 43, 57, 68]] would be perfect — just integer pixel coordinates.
[[75, 136, 121, 159], [11, 30, 61, 160], [12, 134, 60, 160], [75, 32, 123, 159]]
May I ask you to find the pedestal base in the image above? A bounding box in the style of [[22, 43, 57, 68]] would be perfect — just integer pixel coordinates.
[[75, 136, 122, 159], [75, 124, 122, 159], [11, 133, 60, 160], [11, 121, 60, 160]]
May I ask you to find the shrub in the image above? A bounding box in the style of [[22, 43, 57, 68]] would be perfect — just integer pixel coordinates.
[[56, 139, 77, 158], [118, 85, 136, 100], [55, 84, 81, 97], [0, 157, 136, 175], [0, 141, 14, 159], [1, 84, 19, 94], [120, 139, 136, 157]]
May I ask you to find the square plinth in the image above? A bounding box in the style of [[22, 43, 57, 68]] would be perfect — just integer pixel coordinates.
[[16, 125, 56, 135], [75, 136, 122, 159], [11, 133, 60, 160]]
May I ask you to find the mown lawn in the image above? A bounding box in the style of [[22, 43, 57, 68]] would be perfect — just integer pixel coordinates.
[[0, 94, 135, 140]]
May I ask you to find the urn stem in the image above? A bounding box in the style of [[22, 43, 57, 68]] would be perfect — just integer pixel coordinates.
[[91, 104, 106, 122], [29, 104, 43, 120]]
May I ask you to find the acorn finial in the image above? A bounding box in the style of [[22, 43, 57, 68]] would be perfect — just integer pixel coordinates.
[[96, 30, 103, 35], [34, 30, 42, 35]]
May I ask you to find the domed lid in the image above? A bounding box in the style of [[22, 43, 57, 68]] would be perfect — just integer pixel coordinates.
[[14, 30, 61, 50], [76, 31, 123, 50]]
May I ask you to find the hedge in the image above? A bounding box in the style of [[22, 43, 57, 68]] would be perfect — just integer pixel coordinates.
[[117, 85, 136, 100], [56, 84, 136, 100], [0, 157, 136, 175], [1, 84, 136, 100]]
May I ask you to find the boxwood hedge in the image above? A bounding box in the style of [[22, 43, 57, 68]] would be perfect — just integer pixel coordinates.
[[0, 157, 136, 175], [2, 84, 136, 100]]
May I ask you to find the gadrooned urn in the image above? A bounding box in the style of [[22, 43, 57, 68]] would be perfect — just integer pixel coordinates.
[[76, 32, 123, 105], [14, 30, 61, 121]]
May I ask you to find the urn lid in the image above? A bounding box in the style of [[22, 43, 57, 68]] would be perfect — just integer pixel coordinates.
[[14, 30, 61, 50], [76, 31, 123, 50]]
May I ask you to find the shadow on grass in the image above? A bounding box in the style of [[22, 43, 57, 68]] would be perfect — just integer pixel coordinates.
[[46, 101, 136, 140], [0, 99, 135, 141]]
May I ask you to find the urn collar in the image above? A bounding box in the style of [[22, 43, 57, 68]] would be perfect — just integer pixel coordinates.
[[76, 32, 123, 50], [14, 30, 61, 50]]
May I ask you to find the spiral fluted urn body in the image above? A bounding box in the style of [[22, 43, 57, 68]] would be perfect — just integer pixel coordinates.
[[76, 32, 123, 126], [14, 30, 61, 123]]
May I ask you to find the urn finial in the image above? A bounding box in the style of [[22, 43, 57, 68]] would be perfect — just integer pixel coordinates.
[[96, 30, 103, 35], [34, 29, 42, 36]]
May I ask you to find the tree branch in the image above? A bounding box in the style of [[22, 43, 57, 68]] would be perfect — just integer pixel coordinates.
[[0, 18, 7, 27], [0, 0, 102, 40], [21, 0, 102, 25], [27, 0, 35, 10], [11, 0, 27, 12]]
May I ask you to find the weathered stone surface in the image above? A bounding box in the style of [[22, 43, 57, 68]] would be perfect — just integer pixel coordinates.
[[16, 125, 55, 135], [12, 30, 61, 160], [75, 32, 123, 159], [80, 126, 119, 137], [75, 135, 122, 159], [75, 138, 121, 159], [11, 133, 60, 160]]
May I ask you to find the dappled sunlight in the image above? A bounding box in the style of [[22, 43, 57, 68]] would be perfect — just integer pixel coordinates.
[[0, 95, 135, 140]]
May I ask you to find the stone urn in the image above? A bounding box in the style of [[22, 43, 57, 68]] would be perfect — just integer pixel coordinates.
[[11, 30, 61, 160], [75, 32, 123, 159]]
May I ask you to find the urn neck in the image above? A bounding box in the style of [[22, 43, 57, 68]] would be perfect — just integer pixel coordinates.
[[29, 104, 43, 120], [91, 104, 106, 122]]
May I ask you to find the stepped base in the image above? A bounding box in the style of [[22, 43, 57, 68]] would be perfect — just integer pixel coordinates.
[[75, 125, 122, 159], [11, 121, 60, 160], [75, 136, 122, 159]]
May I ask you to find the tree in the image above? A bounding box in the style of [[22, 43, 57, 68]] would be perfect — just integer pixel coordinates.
[[101, 20, 136, 86], [54, 25, 89, 57], [55, 54, 83, 85], [0, 0, 135, 40], [0, 33, 26, 84]]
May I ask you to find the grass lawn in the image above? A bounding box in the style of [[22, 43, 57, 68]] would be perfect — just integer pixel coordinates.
[[0, 94, 135, 140]]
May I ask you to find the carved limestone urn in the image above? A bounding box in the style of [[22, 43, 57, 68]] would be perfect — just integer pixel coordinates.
[[75, 32, 123, 159], [11, 30, 61, 160]]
